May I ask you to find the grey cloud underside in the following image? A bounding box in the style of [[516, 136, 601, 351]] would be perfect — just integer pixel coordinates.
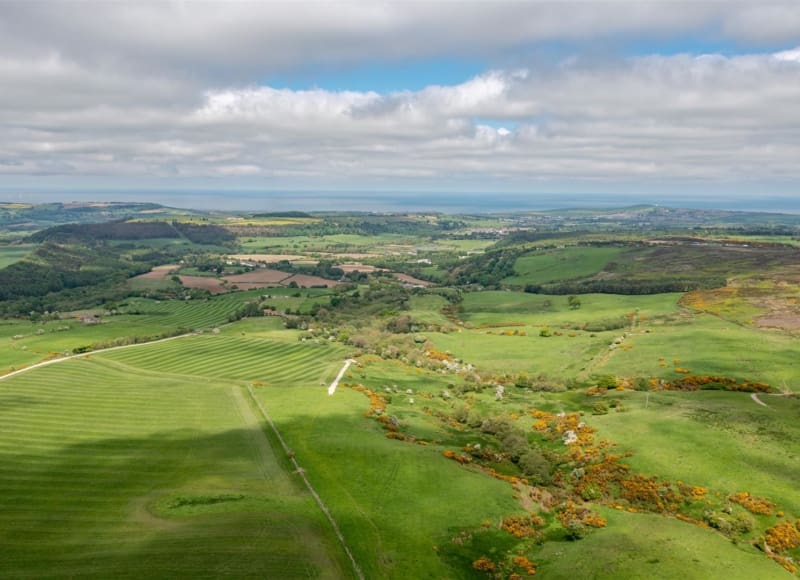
[[1, 1, 800, 190]]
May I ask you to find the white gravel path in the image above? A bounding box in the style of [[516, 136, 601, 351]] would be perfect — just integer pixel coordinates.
[[328, 358, 357, 395]]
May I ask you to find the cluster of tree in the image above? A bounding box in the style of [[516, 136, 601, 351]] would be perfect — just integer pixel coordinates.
[[448, 248, 523, 286], [0, 243, 150, 303], [170, 221, 235, 245], [524, 276, 727, 295], [472, 416, 552, 483], [322, 280, 411, 323], [227, 301, 264, 322], [0, 202, 168, 233], [29, 220, 179, 242], [28, 218, 235, 247], [273, 259, 344, 280]]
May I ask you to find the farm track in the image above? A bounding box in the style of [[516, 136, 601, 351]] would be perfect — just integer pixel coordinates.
[[246, 384, 365, 580], [328, 358, 357, 395], [0, 331, 197, 382]]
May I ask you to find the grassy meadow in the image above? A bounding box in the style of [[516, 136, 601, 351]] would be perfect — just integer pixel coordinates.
[[587, 390, 800, 515], [0, 243, 35, 268], [503, 246, 623, 286], [0, 340, 351, 578]]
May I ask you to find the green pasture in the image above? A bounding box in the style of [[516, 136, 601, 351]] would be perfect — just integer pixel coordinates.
[[239, 233, 412, 254], [0, 348, 350, 578], [407, 294, 453, 327], [599, 313, 800, 386], [503, 246, 623, 286], [261, 288, 334, 314], [426, 327, 608, 377], [532, 508, 789, 579], [254, 361, 520, 579], [0, 243, 35, 267], [587, 390, 800, 516], [459, 290, 682, 328]]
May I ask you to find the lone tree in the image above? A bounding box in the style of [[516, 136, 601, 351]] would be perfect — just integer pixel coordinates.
[[567, 295, 582, 310]]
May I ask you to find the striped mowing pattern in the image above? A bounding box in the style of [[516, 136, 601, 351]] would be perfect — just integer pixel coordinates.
[[118, 295, 249, 330], [0, 340, 348, 578], [103, 334, 342, 385]]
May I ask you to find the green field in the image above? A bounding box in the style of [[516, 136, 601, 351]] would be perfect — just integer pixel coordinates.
[[600, 313, 800, 386], [0, 244, 35, 267], [531, 508, 788, 579], [0, 335, 351, 578], [0, 292, 269, 372], [459, 290, 681, 327], [588, 390, 800, 515], [503, 246, 623, 286], [1, 315, 796, 578]]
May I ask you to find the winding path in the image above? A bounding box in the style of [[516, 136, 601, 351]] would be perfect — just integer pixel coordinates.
[[750, 393, 770, 408]]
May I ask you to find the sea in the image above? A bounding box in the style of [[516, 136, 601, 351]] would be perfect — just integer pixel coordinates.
[[3, 189, 800, 215]]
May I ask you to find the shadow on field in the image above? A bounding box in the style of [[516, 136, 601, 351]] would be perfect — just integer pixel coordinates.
[[0, 425, 352, 579], [0, 393, 48, 411], [261, 408, 519, 580]]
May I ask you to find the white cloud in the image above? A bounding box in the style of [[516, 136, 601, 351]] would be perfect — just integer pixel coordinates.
[[2, 3, 800, 193]]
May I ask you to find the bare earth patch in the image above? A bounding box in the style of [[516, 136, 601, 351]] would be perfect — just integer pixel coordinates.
[[134, 264, 180, 280], [224, 269, 292, 288], [179, 275, 227, 294], [755, 314, 800, 330], [319, 253, 380, 260], [337, 263, 382, 273], [392, 273, 432, 287], [229, 254, 308, 263], [283, 274, 339, 288]]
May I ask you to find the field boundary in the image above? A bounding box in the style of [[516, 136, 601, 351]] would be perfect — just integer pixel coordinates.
[[246, 384, 364, 580]]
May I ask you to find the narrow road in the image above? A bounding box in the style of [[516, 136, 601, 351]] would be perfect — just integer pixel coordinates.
[[750, 393, 770, 408], [0, 332, 196, 382], [328, 359, 357, 395]]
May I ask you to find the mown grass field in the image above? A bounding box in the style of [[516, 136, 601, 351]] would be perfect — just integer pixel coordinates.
[[0, 336, 351, 578], [0, 291, 269, 372]]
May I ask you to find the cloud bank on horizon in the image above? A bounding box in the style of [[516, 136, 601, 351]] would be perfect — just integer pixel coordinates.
[[1, 1, 800, 197]]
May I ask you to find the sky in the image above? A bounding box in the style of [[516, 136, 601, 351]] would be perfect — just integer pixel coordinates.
[[1, 1, 800, 207]]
